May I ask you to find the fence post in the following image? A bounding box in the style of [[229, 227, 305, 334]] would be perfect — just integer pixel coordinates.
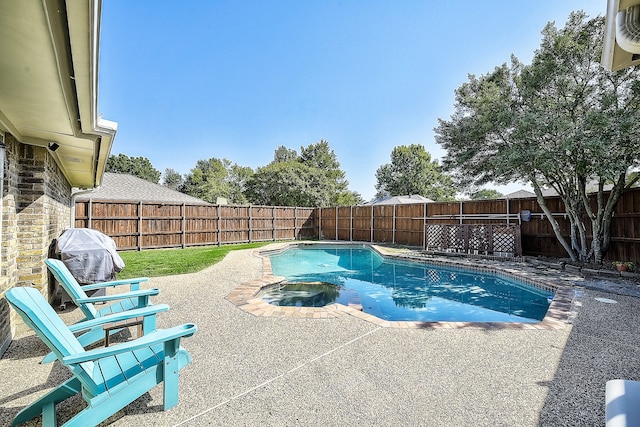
[[392, 204, 396, 244], [249, 205, 253, 243], [318, 208, 322, 240], [335, 206, 338, 241], [423, 202, 427, 249], [370, 206, 374, 243], [138, 201, 143, 251], [459, 201, 463, 224], [217, 205, 221, 246], [181, 203, 186, 249], [88, 199, 92, 229], [515, 225, 522, 257], [506, 198, 510, 224], [294, 207, 298, 240], [350, 206, 353, 242]]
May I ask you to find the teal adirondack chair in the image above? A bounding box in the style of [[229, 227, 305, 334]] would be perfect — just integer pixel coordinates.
[[42, 258, 160, 363], [5, 286, 196, 427]]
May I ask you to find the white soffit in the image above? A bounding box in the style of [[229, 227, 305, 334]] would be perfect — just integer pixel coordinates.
[[0, 0, 116, 188]]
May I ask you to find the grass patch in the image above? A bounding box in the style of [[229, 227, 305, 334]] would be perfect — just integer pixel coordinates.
[[117, 242, 271, 279]]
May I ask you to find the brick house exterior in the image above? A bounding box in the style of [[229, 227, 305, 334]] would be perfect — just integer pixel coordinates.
[[0, 135, 73, 352], [0, 1, 117, 356]]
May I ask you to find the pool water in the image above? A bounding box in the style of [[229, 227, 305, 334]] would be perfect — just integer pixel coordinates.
[[264, 245, 553, 323]]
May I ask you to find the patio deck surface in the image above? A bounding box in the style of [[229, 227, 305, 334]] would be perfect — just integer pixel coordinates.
[[1, 244, 639, 426]]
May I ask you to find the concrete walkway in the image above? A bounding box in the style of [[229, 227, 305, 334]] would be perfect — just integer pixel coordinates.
[[1, 246, 639, 426]]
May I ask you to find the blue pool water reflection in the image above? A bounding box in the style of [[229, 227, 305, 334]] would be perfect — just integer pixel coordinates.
[[264, 245, 552, 323]]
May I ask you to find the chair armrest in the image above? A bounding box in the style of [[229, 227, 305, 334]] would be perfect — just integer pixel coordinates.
[[63, 323, 197, 364], [67, 304, 170, 333], [75, 288, 160, 304], [81, 277, 149, 291]]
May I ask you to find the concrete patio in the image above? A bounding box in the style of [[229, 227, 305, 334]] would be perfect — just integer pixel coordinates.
[[1, 245, 639, 426]]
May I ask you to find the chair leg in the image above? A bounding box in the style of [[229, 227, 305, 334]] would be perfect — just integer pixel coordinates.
[[163, 356, 180, 410], [42, 402, 56, 427], [12, 377, 81, 425], [61, 369, 161, 427], [163, 339, 181, 410]]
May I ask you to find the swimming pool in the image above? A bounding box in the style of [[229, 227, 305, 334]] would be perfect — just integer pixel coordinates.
[[263, 244, 553, 323]]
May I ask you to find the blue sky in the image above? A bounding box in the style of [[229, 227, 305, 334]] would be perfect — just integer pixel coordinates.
[[98, 0, 605, 201]]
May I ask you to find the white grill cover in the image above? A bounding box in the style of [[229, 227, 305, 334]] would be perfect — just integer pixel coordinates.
[[56, 228, 124, 284]]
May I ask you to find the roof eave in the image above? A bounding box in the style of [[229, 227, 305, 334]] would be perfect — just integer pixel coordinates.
[[66, 0, 117, 188], [0, 0, 116, 189]]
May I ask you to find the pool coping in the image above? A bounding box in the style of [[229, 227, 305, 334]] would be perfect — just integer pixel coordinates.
[[225, 242, 573, 329]]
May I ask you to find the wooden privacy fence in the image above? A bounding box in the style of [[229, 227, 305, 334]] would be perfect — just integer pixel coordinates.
[[74, 200, 316, 251], [76, 188, 640, 262], [318, 187, 640, 263]]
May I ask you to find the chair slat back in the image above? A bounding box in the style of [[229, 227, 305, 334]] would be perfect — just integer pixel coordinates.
[[45, 258, 98, 318], [5, 287, 96, 382]]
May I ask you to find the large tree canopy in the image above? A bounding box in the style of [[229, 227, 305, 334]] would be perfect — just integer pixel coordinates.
[[181, 158, 252, 204], [245, 161, 333, 207], [106, 153, 161, 183], [114, 140, 365, 207], [374, 144, 457, 201], [434, 12, 640, 263], [470, 189, 504, 200], [299, 140, 361, 205], [246, 140, 362, 206]]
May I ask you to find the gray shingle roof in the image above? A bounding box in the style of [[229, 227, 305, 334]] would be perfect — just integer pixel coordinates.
[[74, 173, 211, 204], [503, 190, 536, 199], [364, 195, 434, 205]]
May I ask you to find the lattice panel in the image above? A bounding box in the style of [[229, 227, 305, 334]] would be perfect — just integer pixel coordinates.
[[446, 225, 466, 252], [425, 224, 521, 257], [492, 226, 516, 253], [425, 225, 463, 252], [425, 225, 446, 251], [468, 225, 489, 253]]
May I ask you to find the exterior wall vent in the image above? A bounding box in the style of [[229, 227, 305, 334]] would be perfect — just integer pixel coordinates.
[[617, 5, 640, 53]]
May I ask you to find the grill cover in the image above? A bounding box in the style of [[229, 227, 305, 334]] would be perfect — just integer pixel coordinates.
[[56, 228, 124, 284]]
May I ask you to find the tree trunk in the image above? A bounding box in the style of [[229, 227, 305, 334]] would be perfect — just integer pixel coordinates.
[[589, 175, 626, 263], [532, 183, 578, 261]]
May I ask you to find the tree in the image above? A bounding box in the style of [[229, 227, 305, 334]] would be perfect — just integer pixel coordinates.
[[256, 141, 362, 206], [181, 158, 252, 204], [162, 168, 183, 191], [470, 189, 504, 200], [106, 153, 161, 183], [334, 190, 365, 206], [227, 164, 253, 204], [434, 12, 640, 263], [273, 145, 298, 163], [374, 144, 457, 201], [299, 140, 359, 206], [245, 161, 333, 207]]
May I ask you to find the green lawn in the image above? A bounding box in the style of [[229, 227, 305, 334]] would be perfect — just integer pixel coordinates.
[[116, 242, 271, 279]]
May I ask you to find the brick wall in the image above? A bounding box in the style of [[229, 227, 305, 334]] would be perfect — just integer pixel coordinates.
[[0, 133, 72, 355]]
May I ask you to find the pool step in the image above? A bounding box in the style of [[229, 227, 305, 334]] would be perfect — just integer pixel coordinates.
[[343, 289, 363, 311]]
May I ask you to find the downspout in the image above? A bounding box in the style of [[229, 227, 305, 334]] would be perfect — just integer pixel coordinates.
[[70, 187, 99, 228]]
